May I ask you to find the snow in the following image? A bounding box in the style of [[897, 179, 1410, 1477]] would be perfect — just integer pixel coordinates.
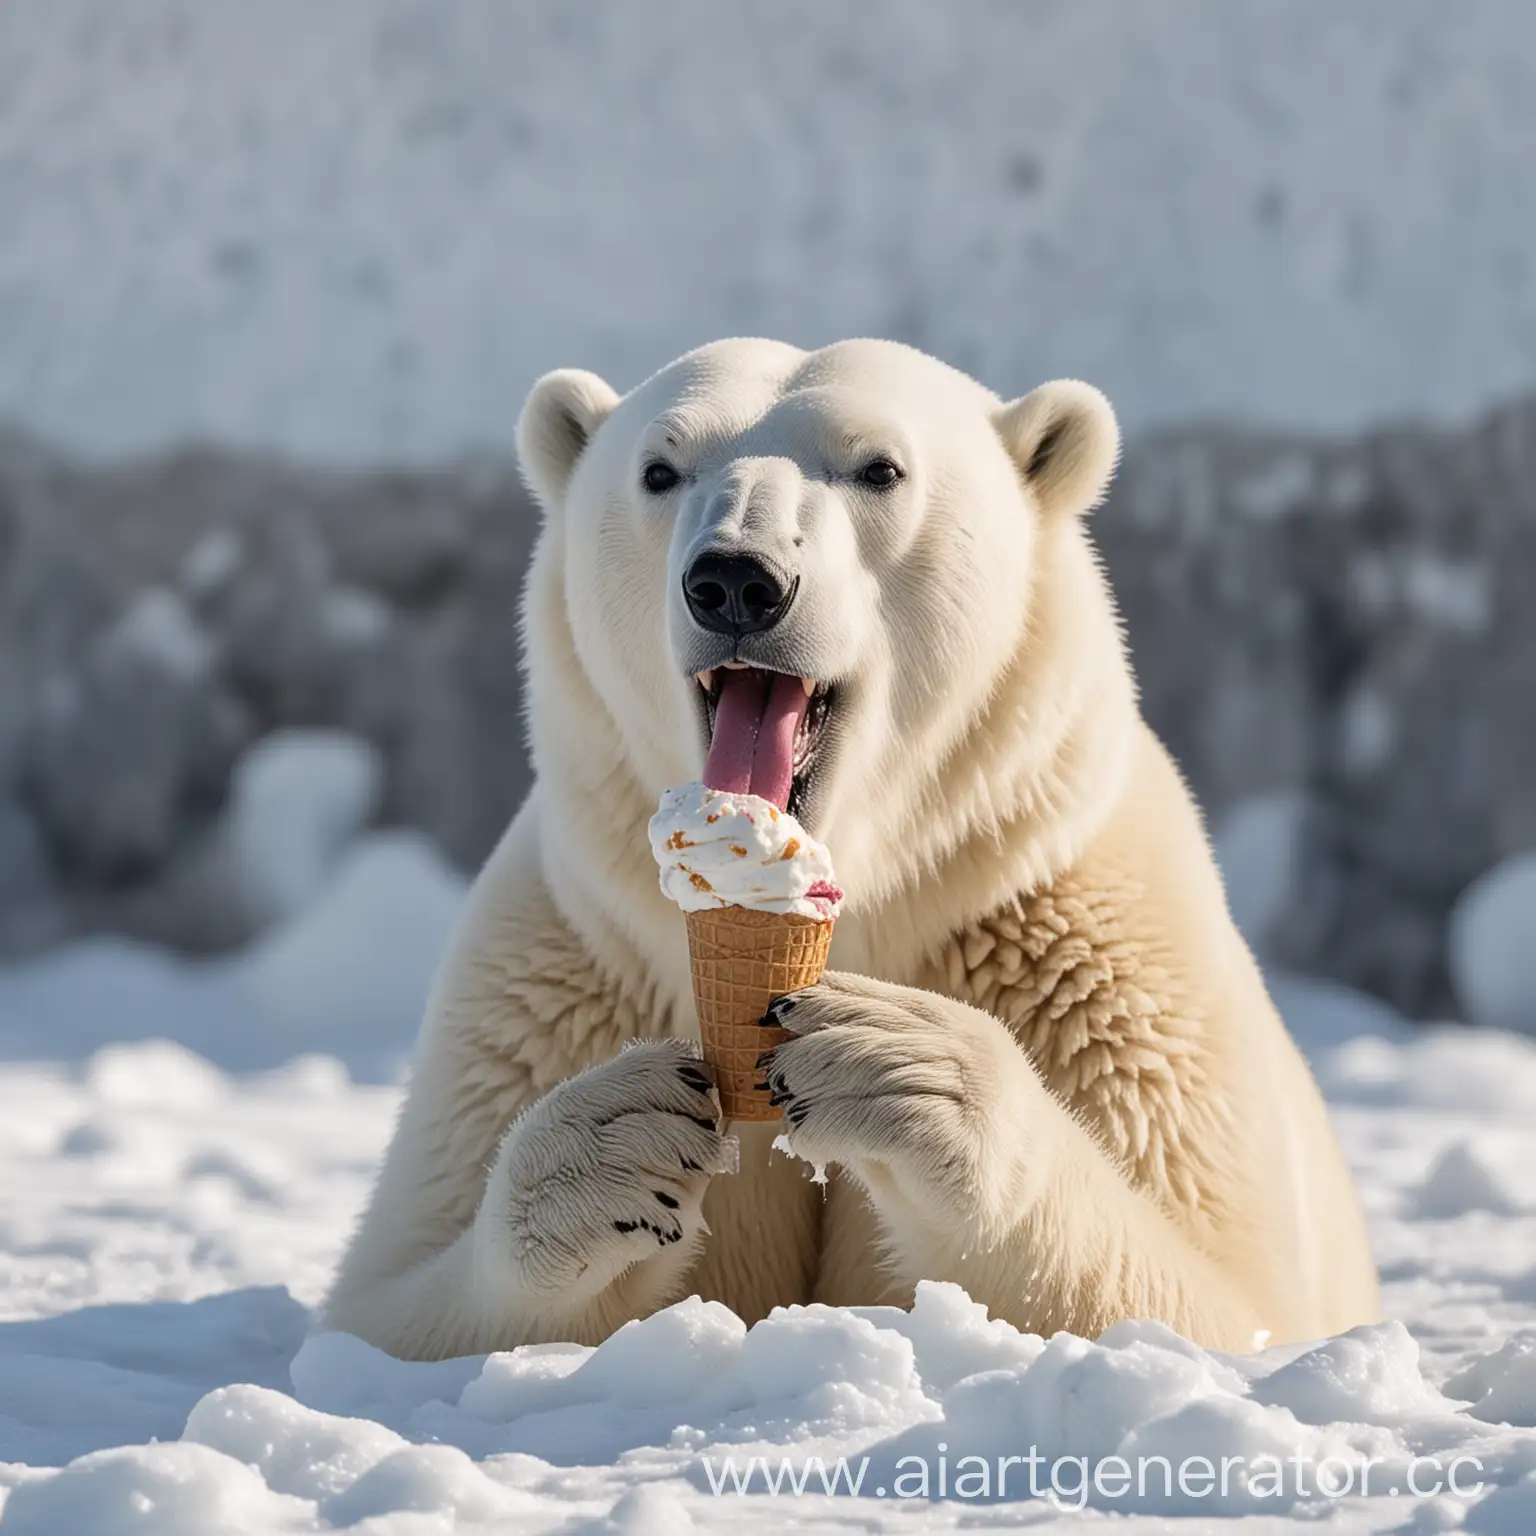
[[4, 1, 1536, 465], [6, 7, 1534, 1521], [1231, 455, 1316, 523], [1416, 1139, 1536, 1222], [106, 590, 216, 685], [180, 530, 245, 600], [221, 731, 386, 928], [0, 829, 463, 1081], [1447, 1337, 1536, 1430], [2, 803, 1536, 1527], [1449, 854, 1536, 1036], [1214, 790, 1306, 957], [320, 588, 392, 650]]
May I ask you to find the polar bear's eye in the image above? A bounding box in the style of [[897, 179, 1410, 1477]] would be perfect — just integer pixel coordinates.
[[857, 458, 904, 489], [642, 461, 682, 495]]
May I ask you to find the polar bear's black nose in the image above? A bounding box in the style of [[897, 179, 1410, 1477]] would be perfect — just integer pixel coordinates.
[[683, 552, 794, 636]]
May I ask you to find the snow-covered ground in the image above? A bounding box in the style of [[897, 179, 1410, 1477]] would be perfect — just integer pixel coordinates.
[[5, 1, 1536, 462], [2, 740, 1535, 1531]]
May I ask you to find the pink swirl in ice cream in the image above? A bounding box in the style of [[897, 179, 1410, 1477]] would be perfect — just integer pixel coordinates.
[[649, 782, 843, 920]]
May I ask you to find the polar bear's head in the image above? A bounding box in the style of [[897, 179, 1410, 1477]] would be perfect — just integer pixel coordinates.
[[518, 339, 1133, 933]]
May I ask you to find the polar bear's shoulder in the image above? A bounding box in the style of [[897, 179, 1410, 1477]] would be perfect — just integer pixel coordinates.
[[918, 728, 1262, 1226]]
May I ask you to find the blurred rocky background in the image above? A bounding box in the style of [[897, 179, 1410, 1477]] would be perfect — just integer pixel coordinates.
[[1, 403, 1531, 1025], [2, 1, 1534, 1034], [0, 434, 533, 957]]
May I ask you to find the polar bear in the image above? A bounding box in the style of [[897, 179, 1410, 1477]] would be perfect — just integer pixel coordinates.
[[325, 338, 1379, 1360]]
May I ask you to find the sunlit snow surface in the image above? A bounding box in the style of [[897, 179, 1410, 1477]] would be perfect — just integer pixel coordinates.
[[3, 849, 1536, 1530]]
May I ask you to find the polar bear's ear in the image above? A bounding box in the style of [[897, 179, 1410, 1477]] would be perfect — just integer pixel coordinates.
[[516, 369, 621, 509], [994, 380, 1120, 518]]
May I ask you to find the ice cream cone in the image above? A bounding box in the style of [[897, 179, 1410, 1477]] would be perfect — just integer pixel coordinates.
[[685, 905, 833, 1122]]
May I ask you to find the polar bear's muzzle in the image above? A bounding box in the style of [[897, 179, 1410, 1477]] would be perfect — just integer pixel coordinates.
[[678, 548, 835, 815], [682, 550, 796, 639], [694, 666, 833, 816]]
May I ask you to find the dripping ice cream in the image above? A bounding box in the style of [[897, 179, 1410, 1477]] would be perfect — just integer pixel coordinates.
[[647, 665, 843, 1121], [648, 783, 843, 920]]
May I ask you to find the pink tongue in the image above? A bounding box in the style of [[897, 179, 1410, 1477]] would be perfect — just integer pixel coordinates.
[[703, 670, 809, 810]]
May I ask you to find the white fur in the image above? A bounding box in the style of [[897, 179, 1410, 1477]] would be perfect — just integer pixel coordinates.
[[326, 338, 1379, 1358]]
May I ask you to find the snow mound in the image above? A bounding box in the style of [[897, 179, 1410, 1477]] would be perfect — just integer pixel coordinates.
[[0, 1288, 308, 1470], [0, 1442, 314, 1536], [107, 590, 216, 685], [233, 831, 464, 1077], [1446, 1335, 1536, 1428], [1416, 1137, 1536, 1220], [1450, 854, 1536, 1036], [0, 828, 466, 1079], [1315, 1026, 1536, 1116], [1214, 790, 1305, 957], [1250, 1321, 1448, 1426], [1268, 969, 1412, 1058], [1468, 1476, 1536, 1536], [6, 1282, 1536, 1527], [221, 730, 385, 927]]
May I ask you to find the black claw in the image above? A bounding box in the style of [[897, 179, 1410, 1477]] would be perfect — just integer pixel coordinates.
[[678, 1065, 714, 1094], [654, 1190, 679, 1209], [680, 1155, 703, 1173], [771, 995, 798, 1018], [755, 1049, 778, 1072], [786, 1102, 809, 1127], [768, 1089, 792, 1107], [614, 1219, 639, 1234]]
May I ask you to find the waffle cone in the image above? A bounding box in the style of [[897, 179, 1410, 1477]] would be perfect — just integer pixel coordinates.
[[685, 906, 834, 1122]]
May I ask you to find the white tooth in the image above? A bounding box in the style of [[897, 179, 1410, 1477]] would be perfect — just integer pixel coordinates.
[[801, 677, 816, 697], [723, 660, 749, 670], [696, 670, 714, 692]]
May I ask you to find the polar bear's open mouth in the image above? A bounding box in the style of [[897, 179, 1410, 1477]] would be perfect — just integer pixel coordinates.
[[695, 665, 832, 816]]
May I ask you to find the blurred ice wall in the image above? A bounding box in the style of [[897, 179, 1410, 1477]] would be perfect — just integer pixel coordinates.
[[3, 0, 1536, 462]]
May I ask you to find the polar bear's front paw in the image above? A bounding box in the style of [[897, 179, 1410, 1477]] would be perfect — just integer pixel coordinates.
[[478, 1040, 735, 1310], [758, 972, 1034, 1239]]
